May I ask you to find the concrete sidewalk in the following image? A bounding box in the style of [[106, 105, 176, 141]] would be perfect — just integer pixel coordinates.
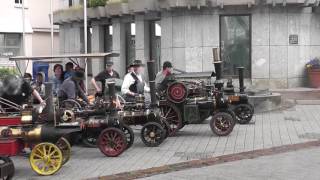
[[141, 147, 320, 180], [12, 104, 320, 180]]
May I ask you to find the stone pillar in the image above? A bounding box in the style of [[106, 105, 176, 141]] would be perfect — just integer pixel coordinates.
[[112, 18, 126, 77], [135, 15, 150, 63], [91, 24, 105, 77], [160, 11, 173, 68]]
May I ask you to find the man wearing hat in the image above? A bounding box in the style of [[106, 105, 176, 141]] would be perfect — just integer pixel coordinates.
[[155, 61, 174, 92], [121, 60, 150, 102], [58, 68, 88, 104], [91, 60, 120, 95]]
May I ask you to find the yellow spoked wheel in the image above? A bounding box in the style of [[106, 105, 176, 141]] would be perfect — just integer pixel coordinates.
[[56, 137, 71, 165], [29, 143, 63, 176]]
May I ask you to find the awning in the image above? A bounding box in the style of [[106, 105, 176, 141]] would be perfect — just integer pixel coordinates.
[[0, 16, 33, 33]]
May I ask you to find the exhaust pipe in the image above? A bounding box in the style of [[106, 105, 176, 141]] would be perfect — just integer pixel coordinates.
[[237, 67, 245, 93], [147, 61, 157, 107], [44, 82, 54, 121]]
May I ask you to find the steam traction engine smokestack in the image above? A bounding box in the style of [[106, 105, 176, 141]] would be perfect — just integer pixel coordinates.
[[237, 67, 245, 94], [147, 61, 157, 107], [212, 48, 223, 90], [107, 82, 117, 111], [44, 82, 54, 121]]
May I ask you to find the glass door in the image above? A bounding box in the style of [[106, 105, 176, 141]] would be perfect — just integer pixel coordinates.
[[220, 15, 251, 78]]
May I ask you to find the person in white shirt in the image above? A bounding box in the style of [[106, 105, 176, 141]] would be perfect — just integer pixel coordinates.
[[121, 60, 150, 102]]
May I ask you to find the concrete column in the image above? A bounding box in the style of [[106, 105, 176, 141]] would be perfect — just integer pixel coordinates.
[[112, 18, 126, 77], [135, 15, 150, 63], [91, 24, 105, 77], [59, 25, 65, 54], [160, 11, 173, 68]]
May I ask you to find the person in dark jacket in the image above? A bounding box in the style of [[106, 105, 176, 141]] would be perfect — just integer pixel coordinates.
[[58, 69, 88, 105], [91, 60, 120, 95]]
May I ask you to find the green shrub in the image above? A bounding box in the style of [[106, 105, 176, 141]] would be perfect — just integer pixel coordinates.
[[0, 68, 18, 79], [88, 0, 107, 7]]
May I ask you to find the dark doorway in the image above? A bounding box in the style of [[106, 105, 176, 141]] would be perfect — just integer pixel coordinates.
[[220, 15, 251, 78], [150, 21, 161, 72], [104, 25, 113, 66], [125, 23, 136, 69]]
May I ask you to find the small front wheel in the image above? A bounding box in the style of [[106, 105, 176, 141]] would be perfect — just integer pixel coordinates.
[[98, 128, 127, 157], [121, 124, 134, 149], [210, 112, 235, 136], [233, 104, 254, 124], [0, 156, 14, 180], [29, 143, 63, 176], [141, 122, 165, 147]]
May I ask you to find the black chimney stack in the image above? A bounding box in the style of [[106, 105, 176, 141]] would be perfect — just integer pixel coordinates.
[[107, 82, 117, 110], [147, 61, 157, 107], [237, 67, 245, 93], [212, 48, 224, 90]]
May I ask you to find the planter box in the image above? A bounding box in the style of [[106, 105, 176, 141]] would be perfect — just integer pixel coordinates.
[[308, 69, 320, 88], [266, 0, 308, 4], [158, 0, 207, 9], [87, 7, 99, 19], [128, 0, 157, 13], [53, 8, 84, 23], [216, 0, 256, 6], [106, 3, 129, 16]]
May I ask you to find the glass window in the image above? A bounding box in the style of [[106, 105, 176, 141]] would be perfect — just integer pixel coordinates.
[[5, 34, 20, 47], [15, 0, 23, 4]]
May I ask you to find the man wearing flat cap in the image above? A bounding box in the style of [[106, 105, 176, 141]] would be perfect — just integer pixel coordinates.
[[155, 61, 174, 92], [121, 60, 150, 102], [58, 68, 88, 104], [92, 60, 120, 95]]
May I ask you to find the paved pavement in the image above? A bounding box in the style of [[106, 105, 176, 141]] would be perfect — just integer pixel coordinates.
[[12, 104, 320, 180], [141, 146, 320, 180]]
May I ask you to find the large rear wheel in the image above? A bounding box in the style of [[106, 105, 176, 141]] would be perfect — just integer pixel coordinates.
[[159, 103, 182, 136], [56, 137, 71, 165]]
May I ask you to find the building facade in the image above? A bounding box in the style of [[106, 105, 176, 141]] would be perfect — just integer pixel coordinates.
[[54, 0, 320, 89], [0, 0, 60, 73]]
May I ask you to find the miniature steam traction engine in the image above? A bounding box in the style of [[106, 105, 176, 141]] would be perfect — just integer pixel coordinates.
[[0, 80, 74, 176], [0, 53, 132, 177]]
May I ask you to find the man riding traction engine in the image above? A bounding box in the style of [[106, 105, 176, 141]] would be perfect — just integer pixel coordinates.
[[156, 60, 237, 137], [117, 60, 169, 147]]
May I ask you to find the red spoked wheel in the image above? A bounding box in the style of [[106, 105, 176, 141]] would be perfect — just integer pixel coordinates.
[[167, 82, 188, 103], [98, 128, 127, 157], [160, 102, 183, 136]]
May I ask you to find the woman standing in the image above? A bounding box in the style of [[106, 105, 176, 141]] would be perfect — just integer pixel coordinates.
[[51, 64, 64, 96]]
